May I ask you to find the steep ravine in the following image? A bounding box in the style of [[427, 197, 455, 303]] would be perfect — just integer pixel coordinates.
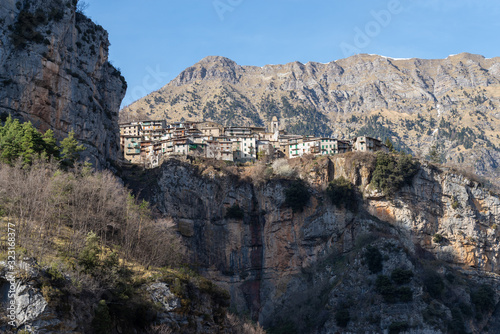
[[141, 156, 500, 333]]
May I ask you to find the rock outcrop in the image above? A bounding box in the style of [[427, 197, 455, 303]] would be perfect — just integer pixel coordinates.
[[0, 0, 126, 166], [138, 156, 500, 333], [0, 259, 234, 333]]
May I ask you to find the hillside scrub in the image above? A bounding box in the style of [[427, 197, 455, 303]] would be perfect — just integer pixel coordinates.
[[272, 158, 297, 178], [0, 158, 193, 332], [0, 159, 186, 269]]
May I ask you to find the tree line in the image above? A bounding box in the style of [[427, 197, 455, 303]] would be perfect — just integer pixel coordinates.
[[0, 115, 85, 167]]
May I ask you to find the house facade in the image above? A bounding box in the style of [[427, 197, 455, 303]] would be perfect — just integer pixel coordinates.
[[119, 117, 388, 167]]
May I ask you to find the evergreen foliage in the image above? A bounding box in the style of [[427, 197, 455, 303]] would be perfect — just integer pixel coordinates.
[[60, 131, 86, 167], [225, 204, 245, 219], [326, 177, 357, 212], [92, 300, 113, 334], [391, 268, 414, 285], [385, 138, 395, 152], [375, 275, 413, 303], [335, 307, 350, 328], [364, 245, 383, 273], [78, 232, 101, 273], [428, 144, 442, 164], [284, 180, 310, 213], [471, 284, 495, 313], [423, 271, 445, 299], [0, 116, 84, 166], [371, 152, 419, 194]]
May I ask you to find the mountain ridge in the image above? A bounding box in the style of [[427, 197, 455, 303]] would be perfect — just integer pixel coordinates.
[[121, 52, 500, 184]]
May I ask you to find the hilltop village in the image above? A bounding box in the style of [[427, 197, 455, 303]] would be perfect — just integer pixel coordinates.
[[120, 117, 389, 167]]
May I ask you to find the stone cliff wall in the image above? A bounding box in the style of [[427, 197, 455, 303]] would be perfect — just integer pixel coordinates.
[[148, 156, 500, 333], [0, 0, 126, 166]]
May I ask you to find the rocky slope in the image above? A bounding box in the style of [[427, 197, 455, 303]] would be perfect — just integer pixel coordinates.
[[0, 259, 239, 333], [121, 53, 500, 184], [126, 155, 500, 333], [0, 0, 126, 166]]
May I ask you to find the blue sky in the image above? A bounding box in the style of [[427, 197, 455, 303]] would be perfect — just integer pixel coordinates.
[[82, 0, 500, 107]]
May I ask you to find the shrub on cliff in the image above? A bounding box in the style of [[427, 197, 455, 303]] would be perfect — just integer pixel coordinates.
[[471, 284, 495, 313], [225, 204, 244, 219], [375, 275, 413, 303], [391, 268, 414, 285], [335, 307, 350, 328], [272, 158, 297, 178], [371, 152, 419, 194], [92, 300, 113, 334], [364, 245, 383, 273], [284, 180, 310, 212], [326, 177, 357, 212], [423, 270, 445, 299], [10, 10, 45, 49]]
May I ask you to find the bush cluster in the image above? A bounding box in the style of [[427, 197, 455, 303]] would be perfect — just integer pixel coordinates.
[[225, 204, 244, 220], [375, 274, 413, 303], [364, 245, 383, 274], [10, 10, 45, 48], [326, 177, 357, 212], [470, 284, 495, 313], [371, 152, 419, 194], [391, 268, 414, 284], [284, 180, 310, 213], [433, 233, 444, 244], [423, 270, 445, 299], [388, 321, 409, 334], [335, 307, 350, 328]]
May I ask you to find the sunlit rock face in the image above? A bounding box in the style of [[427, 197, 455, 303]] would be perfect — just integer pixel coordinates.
[[0, 0, 126, 166]]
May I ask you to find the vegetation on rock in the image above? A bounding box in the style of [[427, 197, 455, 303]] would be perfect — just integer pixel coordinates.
[[284, 180, 310, 212], [371, 152, 419, 194], [225, 204, 245, 219], [326, 177, 357, 212], [364, 245, 383, 274]]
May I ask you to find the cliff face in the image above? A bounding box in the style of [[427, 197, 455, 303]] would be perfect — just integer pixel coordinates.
[[122, 53, 500, 184], [0, 0, 126, 166], [141, 156, 500, 333]]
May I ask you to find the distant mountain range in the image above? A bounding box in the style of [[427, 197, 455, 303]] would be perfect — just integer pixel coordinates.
[[120, 53, 500, 183]]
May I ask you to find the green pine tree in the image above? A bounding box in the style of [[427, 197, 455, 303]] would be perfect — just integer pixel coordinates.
[[0, 116, 23, 164], [385, 138, 395, 152], [42, 129, 60, 159], [60, 131, 86, 167], [428, 144, 442, 164], [20, 121, 45, 164], [92, 300, 113, 334]]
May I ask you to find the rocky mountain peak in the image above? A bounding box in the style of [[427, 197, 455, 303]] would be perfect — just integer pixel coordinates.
[[199, 55, 238, 66], [172, 55, 242, 86]]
